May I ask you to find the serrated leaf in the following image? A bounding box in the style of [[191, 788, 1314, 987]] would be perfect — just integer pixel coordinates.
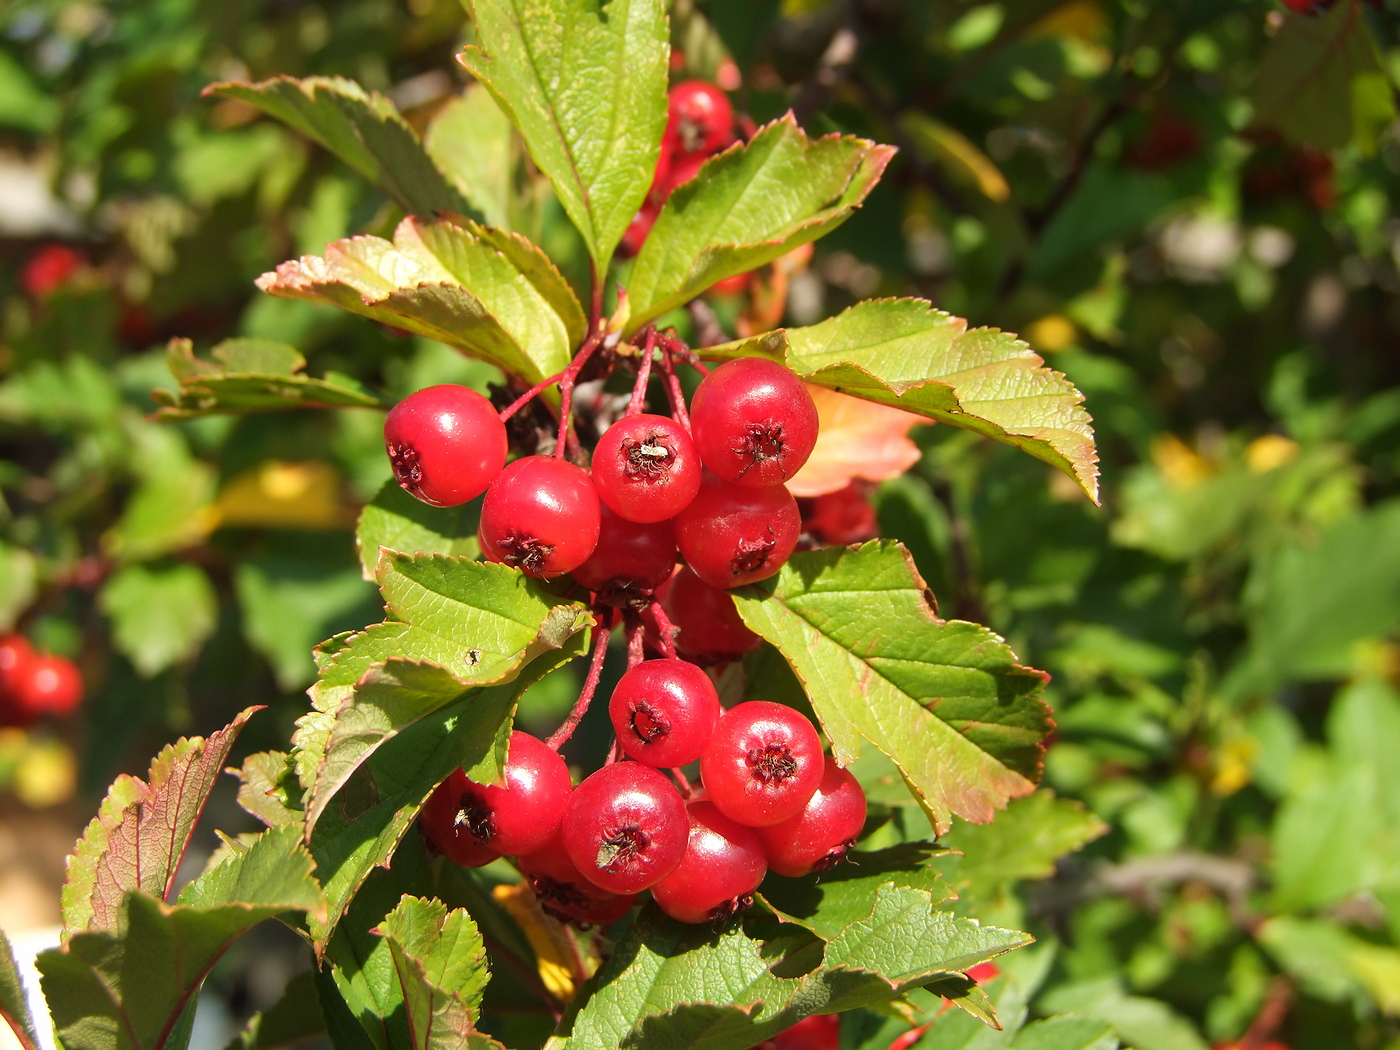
[[62, 707, 262, 937], [307, 637, 586, 947], [0, 930, 41, 1050], [733, 543, 1052, 834], [206, 76, 469, 216], [39, 826, 324, 1050], [708, 299, 1099, 503], [1011, 1016, 1118, 1050], [372, 896, 489, 1049], [1252, 1, 1395, 153], [355, 480, 480, 582], [758, 843, 957, 940], [625, 116, 894, 329], [257, 215, 584, 385], [424, 86, 517, 231], [221, 970, 324, 1050], [232, 751, 304, 830], [153, 338, 384, 419], [98, 561, 218, 677], [459, 0, 669, 273]]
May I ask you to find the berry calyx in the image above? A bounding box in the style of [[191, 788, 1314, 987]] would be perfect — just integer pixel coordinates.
[[383, 384, 508, 507], [673, 473, 801, 589], [480, 456, 601, 577], [652, 800, 767, 924], [591, 414, 702, 523], [660, 567, 762, 662], [690, 358, 819, 487], [700, 701, 824, 827], [570, 503, 676, 599], [667, 80, 734, 156], [608, 658, 721, 767], [517, 831, 637, 927], [420, 771, 502, 868], [561, 762, 688, 894], [759, 756, 867, 877]]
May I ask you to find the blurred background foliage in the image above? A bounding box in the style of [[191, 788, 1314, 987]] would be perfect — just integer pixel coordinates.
[[1, 0, 1399, 1048]]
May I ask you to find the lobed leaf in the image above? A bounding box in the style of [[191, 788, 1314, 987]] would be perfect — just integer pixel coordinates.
[[732, 543, 1052, 834], [39, 826, 324, 1050], [205, 76, 469, 216], [154, 338, 383, 419], [355, 480, 480, 582], [0, 931, 41, 1050], [97, 561, 218, 677], [625, 115, 894, 329], [459, 0, 670, 273], [257, 215, 585, 386], [708, 298, 1099, 503], [62, 707, 262, 937], [372, 895, 490, 1050]]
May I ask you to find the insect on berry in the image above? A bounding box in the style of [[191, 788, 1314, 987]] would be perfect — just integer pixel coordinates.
[[592, 414, 702, 523], [383, 384, 508, 507]]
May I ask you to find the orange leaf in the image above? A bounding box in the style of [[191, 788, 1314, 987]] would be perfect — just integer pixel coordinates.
[[787, 385, 926, 497]]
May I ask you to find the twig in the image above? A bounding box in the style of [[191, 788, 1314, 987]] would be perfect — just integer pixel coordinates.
[[791, 10, 862, 127], [553, 333, 605, 459], [546, 617, 611, 750], [498, 370, 566, 422]]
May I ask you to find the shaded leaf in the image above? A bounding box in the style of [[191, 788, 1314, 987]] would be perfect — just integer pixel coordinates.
[[0, 930, 41, 1050], [232, 751, 304, 830], [372, 895, 489, 1049], [221, 970, 324, 1050], [424, 85, 518, 231], [40, 826, 325, 1050], [459, 0, 670, 272], [733, 543, 1052, 833], [153, 338, 383, 419], [206, 76, 469, 216], [900, 112, 1010, 202], [257, 215, 584, 385], [98, 561, 218, 677], [626, 116, 894, 328], [708, 299, 1098, 503], [355, 480, 480, 583], [61, 707, 262, 936]]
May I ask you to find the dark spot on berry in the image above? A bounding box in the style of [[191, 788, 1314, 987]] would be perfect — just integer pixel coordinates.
[[628, 700, 670, 743], [496, 534, 554, 576], [622, 432, 676, 481], [388, 442, 423, 491], [454, 791, 496, 843], [732, 421, 787, 479], [531, 874, 591, 912], [730, 530, 776, 576], [706, 893, 755, 924], [596, 824, 649, 871], [811, 839, 857, 873], [747, 741, 798, 784]]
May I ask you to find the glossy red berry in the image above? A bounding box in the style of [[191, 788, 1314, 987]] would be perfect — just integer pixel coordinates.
[[652, 800, 767, 924], [801, 483, 879, 545], [661, 567, 762, 661], [759, 757, 866, 877], [700, 701, 824, 827], [7, 653, 82, 725], [759, 1014, 841, 1050], [517, 831, 638, 927], [674, 473, 800, 589], [423, 731, 573, 859], [691, 358, 819, 487], [965, 962, 1001, 983], [480, 456, 601, 577], [570, 503, 676, 597], [384, 385, 508, 507], [591, 414, 702, 523], [608, 659, 721, 767], [0, 634, 34, 698], [561, 762, 688, 894], [421, 771, 502, 867], [668, 80, 734, 155]]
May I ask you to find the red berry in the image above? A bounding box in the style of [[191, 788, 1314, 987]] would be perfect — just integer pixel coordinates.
[[759, 1014, 841, 1050], [801, 483, 879, 545], [659, 149, 709, 198], [570, 503, 676, 597], [21, 245, 83, 298], [708, 271, 752, 297], [421, 771, 502, 867], [759, 757, 866, 877], [700, 701, 824, 827], [517, 831, 637, 927], [661, 567, 762, 661], [0, 634, 35, 698], [480, 456, 602, 577], [384, 385, 508, 507], [608, 658, 721, 767], [668, 80, 734, 155], [965, 962, 1001, 983], [691, 359, 819, 487], [561, 762, 688, 894], [652, 800, 767, 924], [421, 731, 573, 859], [591, 414, 702, 523], [674, 473, 800, 589], [621, 197, 662, 257], [8, 653, 82, 725]]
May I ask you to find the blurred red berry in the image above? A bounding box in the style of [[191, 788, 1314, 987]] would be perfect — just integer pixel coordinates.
[[22, 245, 84, 298], [7, 652, 83, 725]]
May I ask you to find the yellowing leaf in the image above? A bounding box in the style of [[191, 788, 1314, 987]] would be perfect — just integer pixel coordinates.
[[900, 113, 1010, 202], [491, 881, 591, 1002], [788, 386, 925, 497]]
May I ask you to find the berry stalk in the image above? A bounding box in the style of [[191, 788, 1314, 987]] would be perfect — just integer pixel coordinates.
[[546, 615, 612, 750]]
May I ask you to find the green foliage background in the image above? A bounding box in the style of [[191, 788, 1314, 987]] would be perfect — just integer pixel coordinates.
[[1, 0, 1399, 1048]]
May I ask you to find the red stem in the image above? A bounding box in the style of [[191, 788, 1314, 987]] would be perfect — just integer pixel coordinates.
[[647, 599, 679, 659], [626, 613, 647, 668], [499, 369, 566, 422], [554, 334, 604, 459], [627, 328, 657, 416], [546, 617, 611, 750], [670, 766, 695, 798], [657, 342, 691, 432]]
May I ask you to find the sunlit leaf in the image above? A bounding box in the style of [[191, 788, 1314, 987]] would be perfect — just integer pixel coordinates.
[[787, 386, 925, 498]]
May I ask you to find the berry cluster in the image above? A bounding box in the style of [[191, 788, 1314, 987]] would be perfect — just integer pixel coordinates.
[[0, 634, 83, 727]]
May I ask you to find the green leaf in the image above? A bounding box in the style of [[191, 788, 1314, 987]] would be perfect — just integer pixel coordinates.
[[0, 542, 37, 634], [98, 562, 218, 677], [0, 930, 41, 1050], [626, 116, 894, 329], [1258, 915, 1400, 1013], [355, 480, 480, 582], [221, 970, 325, 1050], [61, 708, 262, 936], [306, 638, 586, 947], [258, 215, 584, 385], [1252, 1, 1395, 153], [707, 299, 1099, 503], [153, 338, 384, 419], [1011, 1017, 1118, 1050], [732, 542, 1052, 834], [205, 76, 470, 216], [39, 826, 325, 1050], [232, 751, 304, 830], [757, 843, 957, 940], [371, 896, 490, 1049], [424, 85, 518, 232], [1038, 980, 1206, 1050], [459, 0, 670, 274]]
